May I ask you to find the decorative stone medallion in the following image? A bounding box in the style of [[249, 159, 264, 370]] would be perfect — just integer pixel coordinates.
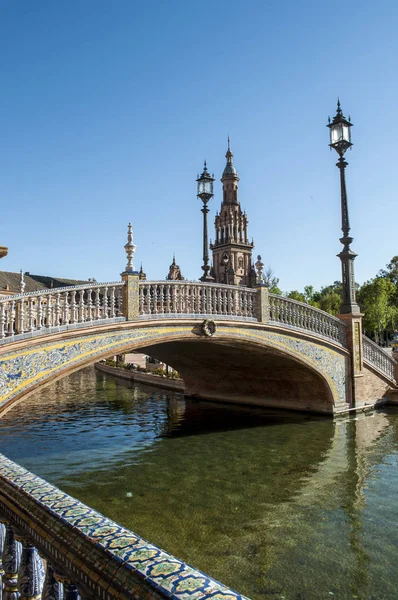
[[201, 320, 216, 337]]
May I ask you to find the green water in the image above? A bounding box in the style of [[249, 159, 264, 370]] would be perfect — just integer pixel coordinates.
[[1, 367, 398, 599]]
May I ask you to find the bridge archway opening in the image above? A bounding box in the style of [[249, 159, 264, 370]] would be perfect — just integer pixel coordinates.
[[0, 323, 341, 417], [135, 338, 335, 414]]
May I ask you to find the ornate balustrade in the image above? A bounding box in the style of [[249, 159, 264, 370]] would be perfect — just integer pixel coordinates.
[[138, 281, 258, 320], [268, 294, 347, 346], [0, 282, 125, 342], [363, 335, 396, 382], [0, 279, 352, 348], [0, 453, 247, 600]]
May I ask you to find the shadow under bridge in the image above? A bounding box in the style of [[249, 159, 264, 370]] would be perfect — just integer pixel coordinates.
[[140, 337, 337, 414]]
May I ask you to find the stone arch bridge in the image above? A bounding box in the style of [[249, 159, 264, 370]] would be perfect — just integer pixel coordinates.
[[0, 275, 396, 416]]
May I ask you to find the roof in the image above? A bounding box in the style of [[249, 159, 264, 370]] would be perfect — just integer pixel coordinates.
[[0, 271, 48, 294], [0, 271, 91, 295], [26, 273, 91, 289]]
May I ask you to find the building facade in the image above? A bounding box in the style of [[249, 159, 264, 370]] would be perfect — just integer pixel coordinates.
[[210, 141, 255, 286]]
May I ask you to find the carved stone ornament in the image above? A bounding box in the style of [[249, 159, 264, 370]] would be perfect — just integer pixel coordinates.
[[201, 319, 216, 337]]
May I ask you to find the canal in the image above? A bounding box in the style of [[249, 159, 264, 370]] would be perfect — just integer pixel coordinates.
[[1, 366, 398, 599]]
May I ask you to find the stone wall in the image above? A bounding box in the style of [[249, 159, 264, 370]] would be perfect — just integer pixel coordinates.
[[95, 362, 185, 392], [355, 363, 394, 407]]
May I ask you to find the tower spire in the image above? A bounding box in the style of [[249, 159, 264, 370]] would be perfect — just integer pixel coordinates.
[[210, 141, 254, 287], [223, 138, 237, 178]]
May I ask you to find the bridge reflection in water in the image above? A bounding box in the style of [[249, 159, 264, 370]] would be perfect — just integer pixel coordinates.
[[1, 367, 398, 599]]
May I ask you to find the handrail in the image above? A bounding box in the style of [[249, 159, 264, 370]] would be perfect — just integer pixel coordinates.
[[268, 294, 347, 346], [0, 282, 126, 340], [0, 453, 248, 600], [139, 280, 258, 320], [362, 335, 396, 382], [0, 279, 350, 348], [0, 280, 124, 303]]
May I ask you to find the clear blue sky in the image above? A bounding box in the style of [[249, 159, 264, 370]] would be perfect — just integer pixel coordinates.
[[1, 0, 397, 292]]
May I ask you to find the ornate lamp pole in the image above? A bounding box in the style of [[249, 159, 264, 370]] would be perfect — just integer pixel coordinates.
[[327, 100, 360, 314], [197, 161, 215, 282]]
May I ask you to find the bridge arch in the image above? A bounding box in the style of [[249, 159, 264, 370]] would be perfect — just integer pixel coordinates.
[[0, 319, 350, 416]]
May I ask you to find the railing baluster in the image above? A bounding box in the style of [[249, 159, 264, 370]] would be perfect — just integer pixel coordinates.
[[78, 290, 85, 323], [64, 583, 80, 600], [2, 524, 22, 600], [46, 294, 53, 328], [95, 288, 101, 320], [0, 521, 5, 599], [165, 285, 171, 313], [159, 284, 165, 313], [0, 303, 6, 339], [87, 290, 93, 322], [18, 539, 45, 599], [37, 297, 44, 330], [102, 287, 108, 319], [62, 292, 69, 324], [7, 302, 15, 337], [153, 285, 158, 315], [55, 294, 61, 327], [42, 565, 63, 600], [110, 287, 116, 318]]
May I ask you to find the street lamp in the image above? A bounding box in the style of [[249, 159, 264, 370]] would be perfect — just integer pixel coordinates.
[[327, 100, 360, 314], [197, 161, 215, 282]]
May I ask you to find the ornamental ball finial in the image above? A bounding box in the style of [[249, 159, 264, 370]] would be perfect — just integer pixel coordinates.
[[255, 255, 265, 285]]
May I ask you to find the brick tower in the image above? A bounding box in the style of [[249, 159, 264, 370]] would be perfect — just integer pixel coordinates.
[[210, 140, 254, 286]]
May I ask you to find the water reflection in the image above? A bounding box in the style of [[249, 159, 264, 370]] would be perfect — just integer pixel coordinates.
[[1, 367, 398, 599]]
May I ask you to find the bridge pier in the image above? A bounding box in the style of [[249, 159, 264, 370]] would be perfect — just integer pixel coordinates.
[[338, 312, 364, 409], [121, 271, 140, 320]]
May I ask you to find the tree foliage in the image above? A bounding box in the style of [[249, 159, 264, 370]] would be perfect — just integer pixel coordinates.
[[358, 277, 398, 343]]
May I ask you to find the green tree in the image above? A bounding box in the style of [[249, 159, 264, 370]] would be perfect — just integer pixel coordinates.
[[304, 285, 315, 303], [286, 290, 306, 303], [379, 256, 398, 285], [263, 267, 282, 295], [318, 291, 341, 316], [358, 277, 398, 343]]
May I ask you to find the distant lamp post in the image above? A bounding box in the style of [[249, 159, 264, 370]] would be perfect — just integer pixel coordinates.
[[197, 161, 215, 282], [327, 100, 360, 314]]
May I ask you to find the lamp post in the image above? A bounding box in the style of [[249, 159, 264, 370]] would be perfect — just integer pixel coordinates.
[[197, 161, 215, 282], [327, 100, 360, 314]]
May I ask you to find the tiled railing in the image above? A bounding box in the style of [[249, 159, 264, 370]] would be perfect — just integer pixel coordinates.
[[0, 453, 247, 600], [268, 294, 347, 346], [363, 335, 396, 383], [0, 282, 125, 341], [138, 281, 257, 320]]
